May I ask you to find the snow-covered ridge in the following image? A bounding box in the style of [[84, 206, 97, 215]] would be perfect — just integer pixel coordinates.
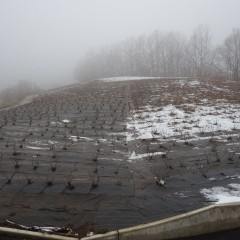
[[99, 76, 195, 82]]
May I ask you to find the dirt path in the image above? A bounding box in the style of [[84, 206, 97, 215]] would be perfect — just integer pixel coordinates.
[[0, 94, 38, 112]]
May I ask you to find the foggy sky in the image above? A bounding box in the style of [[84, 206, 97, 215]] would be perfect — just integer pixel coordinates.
[[0, 0, 240, 90]]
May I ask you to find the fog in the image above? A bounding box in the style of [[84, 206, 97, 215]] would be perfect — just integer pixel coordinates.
[[0, 0, 240, 90]]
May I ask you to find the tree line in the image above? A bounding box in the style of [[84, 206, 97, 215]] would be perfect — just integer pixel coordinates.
[[76, 25, 240, 82]]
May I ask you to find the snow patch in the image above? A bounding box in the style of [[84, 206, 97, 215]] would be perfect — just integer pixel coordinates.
[[100, 76, 196, 82], [127, 104, 240, 141], [129, 151, 165, 160], [63, 119, 70, 123], [201, 184, 240, 204], [26, 146, 50, 150], [69, 136, 93, 142]]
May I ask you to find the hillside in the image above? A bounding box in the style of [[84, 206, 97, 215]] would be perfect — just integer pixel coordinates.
[[0, 77, 240, 237]]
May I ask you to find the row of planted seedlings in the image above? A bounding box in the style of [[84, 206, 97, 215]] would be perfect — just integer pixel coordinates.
[[0, 81, 133, 194], [129, 128, 240, 188], [129, 78, 240, 109], [125, 80, 240, 188]]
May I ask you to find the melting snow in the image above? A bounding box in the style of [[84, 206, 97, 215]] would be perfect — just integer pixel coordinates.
[[51, 121, 62, 126], [99, 76, 196, 82], [129, 151, 165, 160], [99, 76, 156, 82], [178, 79, 200, 86], [26, 146, 50, 150], [201, 184, 240, 204], [69, 136, 93, 141], [63, 119, 70, 123], [127, 104, 240, 141]]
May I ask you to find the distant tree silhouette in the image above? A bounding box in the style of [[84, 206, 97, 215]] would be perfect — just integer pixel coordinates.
[[76, 25, 240, 82]]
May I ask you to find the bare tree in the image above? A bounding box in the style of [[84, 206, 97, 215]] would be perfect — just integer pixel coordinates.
[[76, 25, 237, 81], [188, 25, 216, 78], [220, 28, 240, 81]]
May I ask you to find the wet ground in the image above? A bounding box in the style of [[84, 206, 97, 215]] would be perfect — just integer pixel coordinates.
[[0, 78, 240, 236]]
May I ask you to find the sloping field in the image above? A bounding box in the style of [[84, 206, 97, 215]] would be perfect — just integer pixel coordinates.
[[0, 78, 240, 237]]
